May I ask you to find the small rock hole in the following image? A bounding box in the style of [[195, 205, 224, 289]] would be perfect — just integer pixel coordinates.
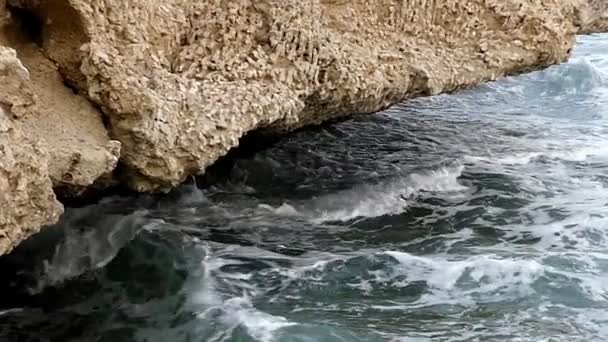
[[7, 5, 43, 47]]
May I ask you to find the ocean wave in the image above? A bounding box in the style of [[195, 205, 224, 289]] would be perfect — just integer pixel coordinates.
[[508, 57, 608, 97], [383, 252, 544, 298], [465, 142, 608, 166], [285, 165, 466, 223], [32, 209, 151, 292], [186, 246, 295, 342], [255, 165, 467, 223]]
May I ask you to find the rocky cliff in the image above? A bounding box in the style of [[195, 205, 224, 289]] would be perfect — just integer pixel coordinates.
[[577, 0, 608, 34], [0, 0, 605, 255]]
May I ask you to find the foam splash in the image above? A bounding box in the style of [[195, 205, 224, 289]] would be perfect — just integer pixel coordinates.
[[255, 165, 467, 223], [218, 297, 294, 342], [0, 308, 23, 316], [187, 246, 295, 342], [257, 203, 300, 216], [33, 209, 150, 291], [383, 252, 544, 299], [307, 165, 467, 223], [467, 142, 608, 166]]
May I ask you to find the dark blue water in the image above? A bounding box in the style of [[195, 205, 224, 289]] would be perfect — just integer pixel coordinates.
[[2, 34, 608, 342]]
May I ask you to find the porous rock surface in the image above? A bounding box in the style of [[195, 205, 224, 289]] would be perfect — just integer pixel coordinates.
[[0, 0, 119, 255], [577, 0, 608, 34], [25, 0, 582, 191], [0, 46, 61, 255], [0, 0, 606, 255]]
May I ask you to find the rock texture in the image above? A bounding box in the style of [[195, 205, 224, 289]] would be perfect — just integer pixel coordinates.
[[17, 0, 582, 191], [0, 46, 61, 255], [577, 0, 608, 34], [1, 2, 120, 192], [0, 0, 119, 255], [0, 0, 606, 255]]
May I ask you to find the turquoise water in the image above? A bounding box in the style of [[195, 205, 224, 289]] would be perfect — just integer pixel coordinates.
[[2, 34, 608, 341]]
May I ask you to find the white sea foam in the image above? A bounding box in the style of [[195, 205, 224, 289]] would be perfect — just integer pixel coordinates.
[[0, 308, 23, 316], [218, 297, 294, 342], [188, 247, 294, 342], [257, 203, 300, 216], [33, 209, 150, 292], [385, 252, 543, 290], [466, 141, 608, 167], [306, 165, 467, 223], [252, 166, 467, 223]]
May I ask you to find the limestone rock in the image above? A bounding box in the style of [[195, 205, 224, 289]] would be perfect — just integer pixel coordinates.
[[1, 4, 121, 193], [577, 0, 608, 34], [13, 0, 584, 191], [0, 46, 62, 255], [0, 1, 120, 254]]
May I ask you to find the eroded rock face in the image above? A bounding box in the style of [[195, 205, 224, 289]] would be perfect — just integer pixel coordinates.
[[0, 46, 62, 255], [16, 0, 581, 191], [1, 4, 120, 192], [577, 0, 608, 34], [0, 0, 119, 254]]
